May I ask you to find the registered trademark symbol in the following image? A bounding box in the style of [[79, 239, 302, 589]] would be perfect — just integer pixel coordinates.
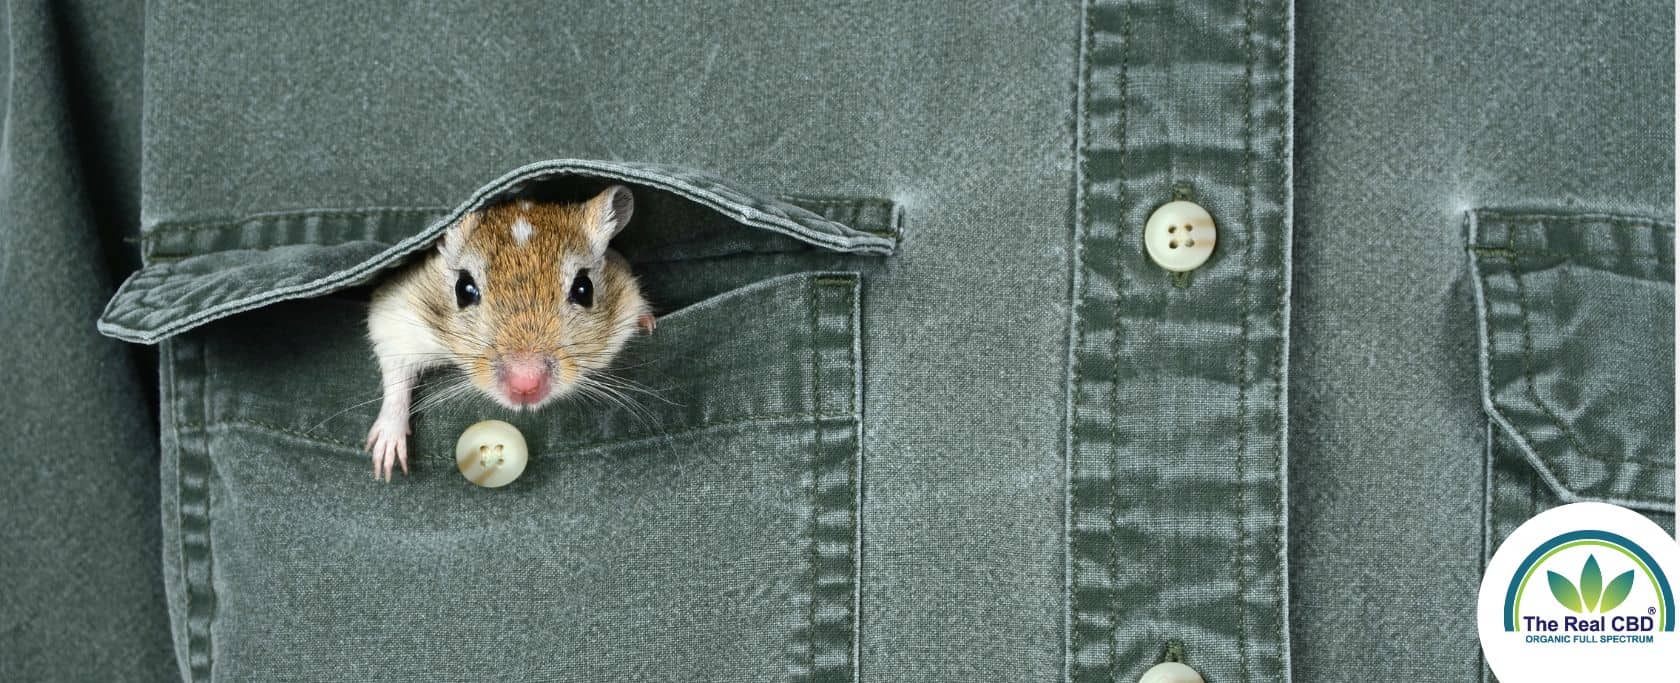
[[1650, 606, 1658, 615]]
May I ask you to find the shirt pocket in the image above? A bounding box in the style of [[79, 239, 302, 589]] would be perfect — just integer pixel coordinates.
[[100, 160, 895, 682], [1469, 209, 1675, 551]]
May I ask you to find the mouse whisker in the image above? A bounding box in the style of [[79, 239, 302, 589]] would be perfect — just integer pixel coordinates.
[[307, 392, 393, 434], [410, 376, 480, 418], [571, 377, 662, 437], [578, 370, 678, 407], [583, 370, 668, 419]]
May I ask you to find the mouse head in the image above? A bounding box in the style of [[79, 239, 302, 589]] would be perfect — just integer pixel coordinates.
[[432, 185, 651, 410]]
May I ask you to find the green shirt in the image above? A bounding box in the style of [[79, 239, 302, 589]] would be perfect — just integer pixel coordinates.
[[3, 1, 1671, 680]]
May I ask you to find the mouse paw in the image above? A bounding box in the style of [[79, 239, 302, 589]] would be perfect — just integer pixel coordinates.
[[638, 312, 657, 335], [364, 417, 411, 482]]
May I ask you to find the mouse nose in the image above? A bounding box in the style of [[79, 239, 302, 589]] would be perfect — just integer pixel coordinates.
[[499, 353, 552, 405]]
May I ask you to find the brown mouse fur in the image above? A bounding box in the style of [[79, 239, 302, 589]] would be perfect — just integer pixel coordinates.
[[363, 185, 653, 480]]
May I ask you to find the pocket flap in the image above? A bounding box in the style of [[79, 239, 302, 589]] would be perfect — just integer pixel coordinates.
[[98, 159, 899, 344], [1469, 209, 1675, 512]]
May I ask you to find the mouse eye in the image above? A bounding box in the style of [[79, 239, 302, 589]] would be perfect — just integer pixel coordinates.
[[455, 271, 481, 308], [568, 269, 594, 308]]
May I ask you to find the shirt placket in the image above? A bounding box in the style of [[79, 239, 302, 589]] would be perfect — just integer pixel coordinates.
[[1068, 1, 1293, 681]]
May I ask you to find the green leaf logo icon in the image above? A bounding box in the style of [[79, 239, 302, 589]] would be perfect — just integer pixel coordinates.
[[1600, 570, 1636, 612], [1547, 555, 1638, 613], [1580, 555, 1603, 612], [1549, 570, 1584, 612]]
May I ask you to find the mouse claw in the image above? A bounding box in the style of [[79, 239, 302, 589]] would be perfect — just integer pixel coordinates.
[[365, 418, 410, 482], [638, 312, 657, 335]]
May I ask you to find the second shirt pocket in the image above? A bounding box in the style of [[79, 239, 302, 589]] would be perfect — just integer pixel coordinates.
[[1468, 209, 1676, 552]]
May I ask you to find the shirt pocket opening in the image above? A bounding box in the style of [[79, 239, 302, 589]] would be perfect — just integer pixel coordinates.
[[199, 270, 863, 457], [98, 158, 899, 345]]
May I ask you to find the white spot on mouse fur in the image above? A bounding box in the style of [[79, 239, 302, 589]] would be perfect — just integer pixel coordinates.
[[511, 217, 535, 245]]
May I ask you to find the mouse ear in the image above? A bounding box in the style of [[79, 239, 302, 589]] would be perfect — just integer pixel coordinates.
[[437, 210, 481, 260], [585, 185, 633, 255]]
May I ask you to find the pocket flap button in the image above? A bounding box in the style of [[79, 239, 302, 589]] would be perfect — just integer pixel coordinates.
[[455, 420, 529, 488]]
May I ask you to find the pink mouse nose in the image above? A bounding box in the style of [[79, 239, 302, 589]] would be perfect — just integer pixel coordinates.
[[499, 354, 552, 405]]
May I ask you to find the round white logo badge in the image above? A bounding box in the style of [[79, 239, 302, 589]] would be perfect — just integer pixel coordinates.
[[1477, 502, 1680, 681]]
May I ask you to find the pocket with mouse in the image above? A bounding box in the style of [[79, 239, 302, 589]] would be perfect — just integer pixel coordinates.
[[364, 186, 656, 480], [96, 160, 897, 680]]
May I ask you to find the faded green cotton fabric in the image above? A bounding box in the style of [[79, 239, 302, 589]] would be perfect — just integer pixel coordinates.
[[0, 1, 173, 681], [1290, 3, 1674, 680], [3, 2, 1673, 683]]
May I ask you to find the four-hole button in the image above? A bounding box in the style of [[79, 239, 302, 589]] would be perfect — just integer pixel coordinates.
[[455, 419, 529, 488], [1144, 200, 1217, 273]]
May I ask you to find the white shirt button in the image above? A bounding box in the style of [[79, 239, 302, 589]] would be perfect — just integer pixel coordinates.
[[1144, 200, 1217, 272], [455, 420, 528, 488], [1138, 661, 1205, 683]]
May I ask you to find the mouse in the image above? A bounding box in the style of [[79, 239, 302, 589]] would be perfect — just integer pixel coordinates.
[[363, 185, 655, 481]]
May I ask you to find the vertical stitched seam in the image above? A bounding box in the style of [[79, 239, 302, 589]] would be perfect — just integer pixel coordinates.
[[1235, 0, 1256, 679], [169, 338, 215, 682], [846, 278, 862, 683], [1105, 2, 1135, 679], [1513, 269, 1544, 518], [1267, 0, 1291, 672], [195, 339, 216, 682], [808, 280, 822, 677], [1063, 0, 1093, 677], [167, 341, 194, 680], [1480, 421, 1494, 683]]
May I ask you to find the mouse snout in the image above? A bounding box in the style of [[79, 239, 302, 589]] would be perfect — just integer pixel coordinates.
[[497, 352, 553, 407]]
